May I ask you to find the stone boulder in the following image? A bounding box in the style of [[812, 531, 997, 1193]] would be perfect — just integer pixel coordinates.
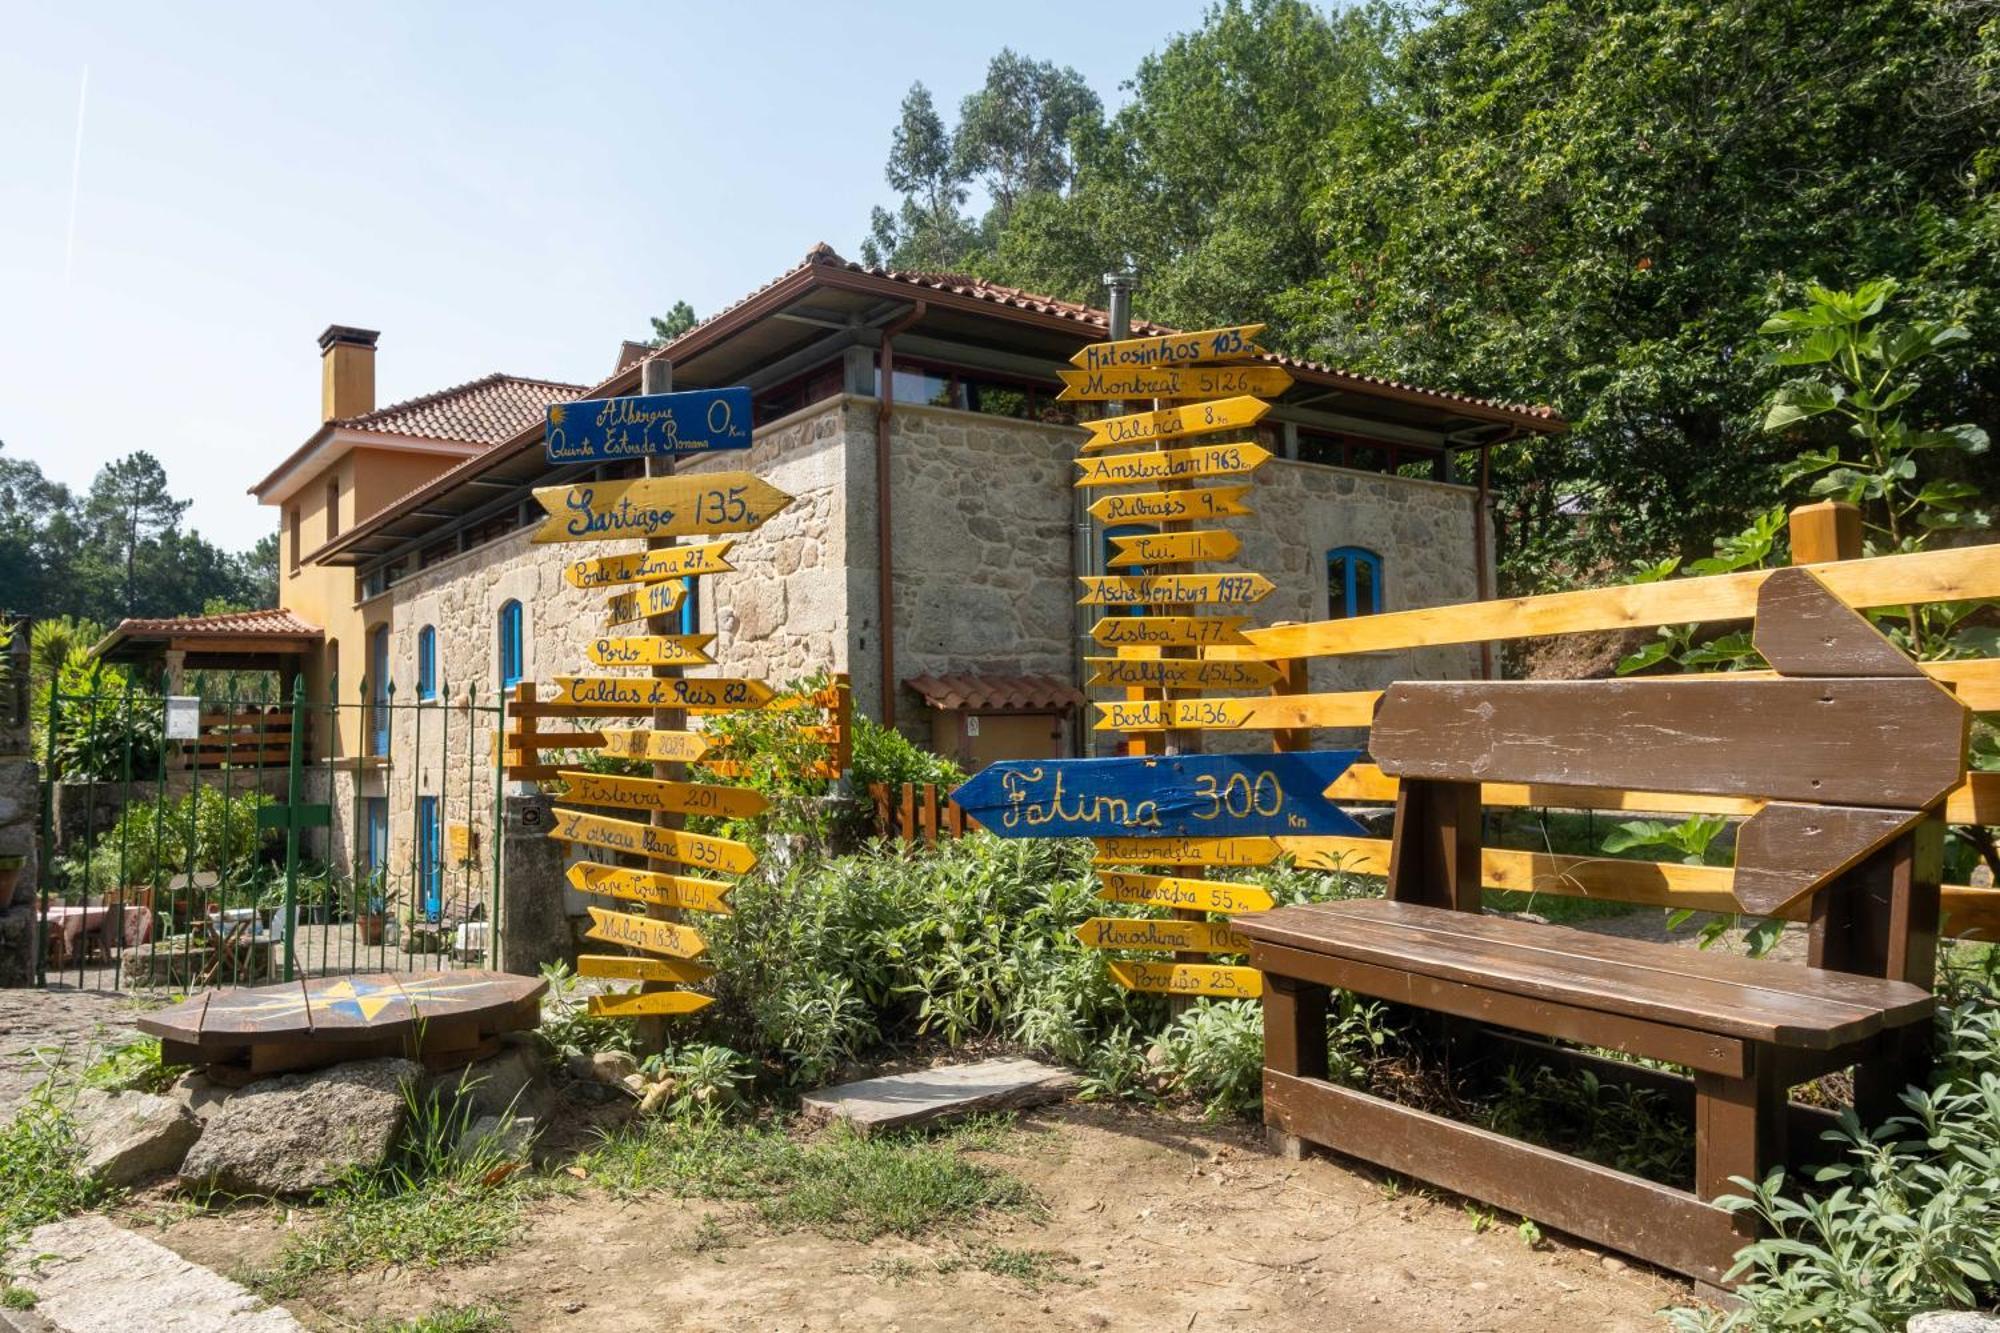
[[71, 1088, 202, 1187], [1909, 1315, 2000, 1333], [178, 1058, 419, 1197], [428, 1031, 552, 1123]]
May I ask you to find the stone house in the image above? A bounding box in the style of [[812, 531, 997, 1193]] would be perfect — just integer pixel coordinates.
[[102, 244, 1561, 908]]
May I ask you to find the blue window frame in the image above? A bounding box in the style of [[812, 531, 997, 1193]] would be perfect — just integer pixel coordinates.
[[1099, 525, 1147, 616], [678, 577, 699, 637], [367, 625, 390, 755], [1326, 546, 1383, 620], [364, 798, 389, 873], [498, 600, 524, 688], [417, 796, 443, 922], [416, 625, 438, 701]]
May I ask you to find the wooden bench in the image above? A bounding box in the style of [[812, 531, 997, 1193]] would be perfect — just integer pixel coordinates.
[[1232, 566, 1969, 1290]]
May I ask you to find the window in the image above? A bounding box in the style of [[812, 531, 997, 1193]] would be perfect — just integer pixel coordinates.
[[367, 625, 390, 755], [417, 796, 443, 922], [289, 507, 301, 571], [498, 600, 524, 688], [326, 477, 340, 539], [416, 625, 438, 701], [678, 578, 699, 637], [1326, 547, 1383, 620]]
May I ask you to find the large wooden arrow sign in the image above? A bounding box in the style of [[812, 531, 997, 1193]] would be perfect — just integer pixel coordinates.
[[557, 771, 770, 821], [554, 677, 775, 711], [1085, 656, 1281, 691], [1057, 365, 1294, 402], [1081, 396, 1272, 453], [577, 953, 714, 984], [583, 905, 709, 959], [589, 990, 715, 1018], [1075, 917, 1252, 954], [566, 861, 736, 914], [1097, 871, 1275, 915], [952, 752, 1365, 840], [1108, 961, 1263, 999], [545, 386, 751, 463], [1087, 486, 1252, 526], [1078, 573, 1275, 608], [551, 808, 758, 874], [565, 541, 736, 590], [605, 581, 688, 626], [597, 728, 714, 763], [1090, 616, 1250, 648], [1092, 835, 1283, 867], [1070, 324, 1266, 372], [586, 635, 716, 668], [1075, 442, 1271, 488], [1106, 529, 1241, 567], [532, 473, 792, 543]]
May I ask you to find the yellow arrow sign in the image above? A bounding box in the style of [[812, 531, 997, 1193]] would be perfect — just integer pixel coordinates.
[[606, 581, 688, 626], [533, 473, 793, 543], [558, 773, 769, 821], [1087, 485, 1252, 526], [1085, 657, 1281, 691], [1106, 529, 1241, 567], [1090, 617, 1250, 648], [1094, 698, 1270, 732], [566, 861, 736, 914], [550, 808, 758, 874], [1081, 396, 1272, 454], [1074, 917, 1253, 954], [554, 677, 775, 712], [1070, 324, 1266, 372], [583, 905, 710, 959], [577, 953, 714, 985], [565, 540, 736, 589], [588, 990, 715, 1018], [1097, 871, 1275, 915], [1092, 836, 1283, 867], [585, 635, 716, 668], [1108, 961, 1264, 1000], [597, 729, 714, 764], [1076, 441, 1271, 488], [1057, 364, 1294, 402], [1078, 573, 1275, 608]]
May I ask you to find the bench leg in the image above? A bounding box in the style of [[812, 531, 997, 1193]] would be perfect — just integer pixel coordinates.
[[1694, 1044, 1787, 1235], [1264, 976, 1329, 1160], [1852, 1026, 1932, 1129]]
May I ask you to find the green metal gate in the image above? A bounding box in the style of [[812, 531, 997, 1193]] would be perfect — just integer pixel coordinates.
[[36, 669, 507, 991]]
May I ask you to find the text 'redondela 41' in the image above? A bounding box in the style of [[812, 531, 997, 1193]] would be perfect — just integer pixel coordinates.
[[950, 751, 1367, 840], [545, 386, 752, 462]]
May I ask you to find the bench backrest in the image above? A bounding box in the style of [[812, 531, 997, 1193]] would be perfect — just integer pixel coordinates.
[[1368, 567, 1970, 987]]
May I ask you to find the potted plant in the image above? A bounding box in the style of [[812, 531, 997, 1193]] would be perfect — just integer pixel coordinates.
[[355, 874, 388, 945]]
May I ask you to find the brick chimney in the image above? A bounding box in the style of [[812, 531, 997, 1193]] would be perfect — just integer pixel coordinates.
[[317, 325, 379, 422]]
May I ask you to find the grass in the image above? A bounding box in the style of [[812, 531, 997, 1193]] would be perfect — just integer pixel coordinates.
[[0, 1284, 36, 1310], [79, 1037, 174, 1095], [366, 1306, 510, 1333], [582, 1114, 1036, 1242], [0, 1083, 105, 1248], [974, 1245, 1073, 1287]]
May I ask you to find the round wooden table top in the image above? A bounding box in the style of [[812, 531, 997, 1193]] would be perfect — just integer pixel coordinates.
[[138, 970, 547, 1049]]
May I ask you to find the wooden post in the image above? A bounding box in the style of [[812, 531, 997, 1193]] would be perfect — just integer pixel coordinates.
[[636, 357, 682, 1054], [1788, 500, 1863, 565]]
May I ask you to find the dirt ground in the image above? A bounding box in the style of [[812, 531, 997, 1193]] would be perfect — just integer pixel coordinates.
[[143, 1101, 1692, 1333]]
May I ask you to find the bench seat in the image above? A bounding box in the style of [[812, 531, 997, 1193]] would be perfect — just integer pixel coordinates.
[[1235, 900, 1933, 1052]]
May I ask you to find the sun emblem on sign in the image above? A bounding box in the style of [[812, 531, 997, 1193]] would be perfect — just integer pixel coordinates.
[[548, 404, 566, 427]]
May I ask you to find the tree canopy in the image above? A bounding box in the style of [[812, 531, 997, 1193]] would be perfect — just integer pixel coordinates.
[[858, 0, 2000, 590]]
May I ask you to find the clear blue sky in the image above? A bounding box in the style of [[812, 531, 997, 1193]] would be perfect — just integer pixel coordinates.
[[0, 1, 1214, 551]]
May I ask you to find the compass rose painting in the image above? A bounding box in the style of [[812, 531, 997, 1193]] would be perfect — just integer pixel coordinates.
[[138, 970, 546, 1082]]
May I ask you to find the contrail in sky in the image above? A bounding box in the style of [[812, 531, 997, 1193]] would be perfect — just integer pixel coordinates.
[[64, 65, 89, 285]]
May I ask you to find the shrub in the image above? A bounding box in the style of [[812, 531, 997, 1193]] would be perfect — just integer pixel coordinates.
[[61, 787, 276, 896]]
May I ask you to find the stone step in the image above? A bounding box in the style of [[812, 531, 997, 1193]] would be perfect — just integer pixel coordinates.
[[801, 1056, 1077, 1134], [2, 1214, 302, 1332]]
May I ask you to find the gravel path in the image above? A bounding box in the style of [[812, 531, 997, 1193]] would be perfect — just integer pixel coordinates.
[[0, 986, 145, 1118]]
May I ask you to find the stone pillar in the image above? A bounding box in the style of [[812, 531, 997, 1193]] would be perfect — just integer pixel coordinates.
[[0, 640, 38, 986], [498, 793, 571, 976]]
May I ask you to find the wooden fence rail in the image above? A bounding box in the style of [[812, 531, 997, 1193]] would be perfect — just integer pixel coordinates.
[[174, 705, 293, 770], [869, 783, 973, 844]]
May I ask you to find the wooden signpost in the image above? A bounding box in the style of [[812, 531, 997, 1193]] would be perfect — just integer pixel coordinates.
[[565, 541, 736, 589], [1075, 917, 1252, 954], [1076, 573, 1275, 607], [552, 808, 758, 875], [557, 771, 769, 821], [1057, 364, 1293, 402], [583, 905, 709, 958], [950, 752, 1366, 840], [1075, 441, 1271, 487], [605, 581, 688, 626], [588, 990, 716, 1017], [1097, 871, 1275, 914], [1105, 529, 1241, 566], [1068, 324, 1266, 372], [553, 676, 775, 711], [544, 386, 752, 463], [531, 473, 793, 544], [576, 953, 714, 985], [566, 862, 736, 914], [1089, 616, 1250, 648], [1085, 656, 1280, 691], [597, 728, 714, 763], [1086, 484, 1253, 526], [1107, 961, 1263, 1000], [585, 635, 716, 668]]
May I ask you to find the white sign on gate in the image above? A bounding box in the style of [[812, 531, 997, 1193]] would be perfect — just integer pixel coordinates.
[[165, 696, 201, 741]]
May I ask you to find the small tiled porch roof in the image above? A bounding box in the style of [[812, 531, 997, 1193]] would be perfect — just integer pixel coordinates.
[[905, 673, 1087, 713], [93, 608, 323, 662]]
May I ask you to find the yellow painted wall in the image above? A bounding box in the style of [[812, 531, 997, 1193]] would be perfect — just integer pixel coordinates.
[[273, 444, 470, 756]]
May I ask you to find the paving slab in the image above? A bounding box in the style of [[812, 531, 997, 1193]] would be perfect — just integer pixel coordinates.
[[3, 1214, 301, 1331], [801, 1056, 1077, 1134]]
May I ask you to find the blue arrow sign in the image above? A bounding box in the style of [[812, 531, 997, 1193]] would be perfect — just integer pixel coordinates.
[[950, 751, 1367, 840], [545, 386, 752, 463]]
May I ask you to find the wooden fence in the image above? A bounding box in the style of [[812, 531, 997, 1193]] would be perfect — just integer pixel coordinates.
[[870, 783, 973, 844], [1171, 500, 2000, 939], [174, 705, 294, 770]]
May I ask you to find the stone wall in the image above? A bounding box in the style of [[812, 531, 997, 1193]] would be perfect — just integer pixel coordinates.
[[0, 644, 37, 986]]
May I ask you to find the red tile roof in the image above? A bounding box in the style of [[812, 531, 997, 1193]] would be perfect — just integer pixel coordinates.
[[905, 673, 1087, 713], [337, 372, 588, 446], [93, 609, 323, 659]]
